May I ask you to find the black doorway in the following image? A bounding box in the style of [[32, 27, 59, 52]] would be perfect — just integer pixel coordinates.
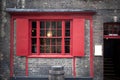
[[104, 39, 120, 80]]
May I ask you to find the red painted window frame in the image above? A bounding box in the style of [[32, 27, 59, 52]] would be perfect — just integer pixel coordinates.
[[30, 20, 72, 55]]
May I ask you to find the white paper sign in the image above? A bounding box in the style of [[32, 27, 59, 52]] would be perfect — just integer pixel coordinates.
[[94, 45, 102, 56]]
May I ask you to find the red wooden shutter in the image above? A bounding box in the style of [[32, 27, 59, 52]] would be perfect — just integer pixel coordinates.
[[72, 18, 85, 57], [16, 18, 29, 56]]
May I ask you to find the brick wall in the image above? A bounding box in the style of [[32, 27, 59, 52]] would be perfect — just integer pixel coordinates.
[[0, 0, 120, 80]]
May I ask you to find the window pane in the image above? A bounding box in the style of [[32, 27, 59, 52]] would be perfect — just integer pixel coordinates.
[[46, 21, 50, 29], [46, 38, 50, 45], [40, 46, 44, 53], [65, 30, 70, 36], [40, 38, 45, 45], [40, 21, 45, 29], [57, 46, 61, 53], [32, 38, 36, 44], [65, 38, 70, 45], [40, 30, 45, 36], [51, 38, 56, 45], [52, 21, 56, 29], [32, 21, 36, 28], [65, 46, 70, 53], [52, 30, 56, 37], [32, 29, 36, 36], [32, 46, 36, 53], [52, 46, 56, 53], [46, 46, 50, 53], [57, 30, 62, 36], [65, 21, 70, 29], [57, 21, 62, 28], [57, 38, 61, 45]]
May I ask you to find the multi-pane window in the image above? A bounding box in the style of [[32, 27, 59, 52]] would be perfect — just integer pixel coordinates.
[[104, 22, 120, 36], [31, 20, 71, 54]]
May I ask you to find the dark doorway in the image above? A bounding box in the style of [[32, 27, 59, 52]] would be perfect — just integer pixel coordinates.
[[104, 39, 120, 80]]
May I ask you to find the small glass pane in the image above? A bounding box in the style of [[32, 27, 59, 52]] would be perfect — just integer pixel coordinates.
[[32, 46, 36, 53], [40, 21, 45, 29], [65, 21, 70, 29], [57, 30, 62, 36], [65, 46, 70, 53], [52, 46, 56, 53], [46, 21, 50, 29], [32, 38, 36, 44], [46, 30, 52, 37], [40, 46, 44, 53], [104, 30, 108, 35], [40, 30, 45, 36], [32, 21, 36, 28], [52, 38, 56, 45], [46, 46, 50, 53], [52, 22, 56, 29], [52, 30, 56, 37], [65, 38, 70, 45], [57, 21, 62, 28], [40, 38, 45, 45], [32, 29, 36, 36], [46, 38, 50, 45], [65, 30, 70, 36], [57, 46, 61, 53], [57, 38, 61, 45]]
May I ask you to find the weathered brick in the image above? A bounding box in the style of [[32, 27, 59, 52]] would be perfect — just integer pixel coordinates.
[[1, 0, 120, 80]]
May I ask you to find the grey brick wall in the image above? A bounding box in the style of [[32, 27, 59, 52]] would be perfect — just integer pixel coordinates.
[[5, 0, 120, 9], [28, 58, 73, 77], [0, 0, 120, 80], [0, 0, 10, 80]]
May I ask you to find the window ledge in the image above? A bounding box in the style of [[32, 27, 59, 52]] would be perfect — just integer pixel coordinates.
[[28, 55, 73, 58]]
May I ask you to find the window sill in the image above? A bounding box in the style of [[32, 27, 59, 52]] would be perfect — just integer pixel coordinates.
[[28, 55, 73, 58]]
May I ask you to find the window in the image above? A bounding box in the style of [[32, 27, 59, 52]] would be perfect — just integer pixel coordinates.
[[104, 22, 120, 36], [31, 20, 71, 54]]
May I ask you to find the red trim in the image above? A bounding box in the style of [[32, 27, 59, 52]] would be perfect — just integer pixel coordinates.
[[12, 14, 92, 20], [37, 21, 40, 54], [73, 57, 76, 77], [90, 19, 94, 77], [70, 21, 73, 56], [26, 57, 28, 76], [10, 18, 14, 77], [28, 55, 73, 58], [104, 35, 120, 39], [62, 21, 65, 54], [10, 12, 95, 17]]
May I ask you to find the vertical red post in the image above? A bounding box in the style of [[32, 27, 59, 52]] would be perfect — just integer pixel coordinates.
[[90, 19, 94, 77], [73, 57, 76, 77], [62, 21, 65, 54], [26, 57, 28, 76], [37, 21, 40, 54]]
